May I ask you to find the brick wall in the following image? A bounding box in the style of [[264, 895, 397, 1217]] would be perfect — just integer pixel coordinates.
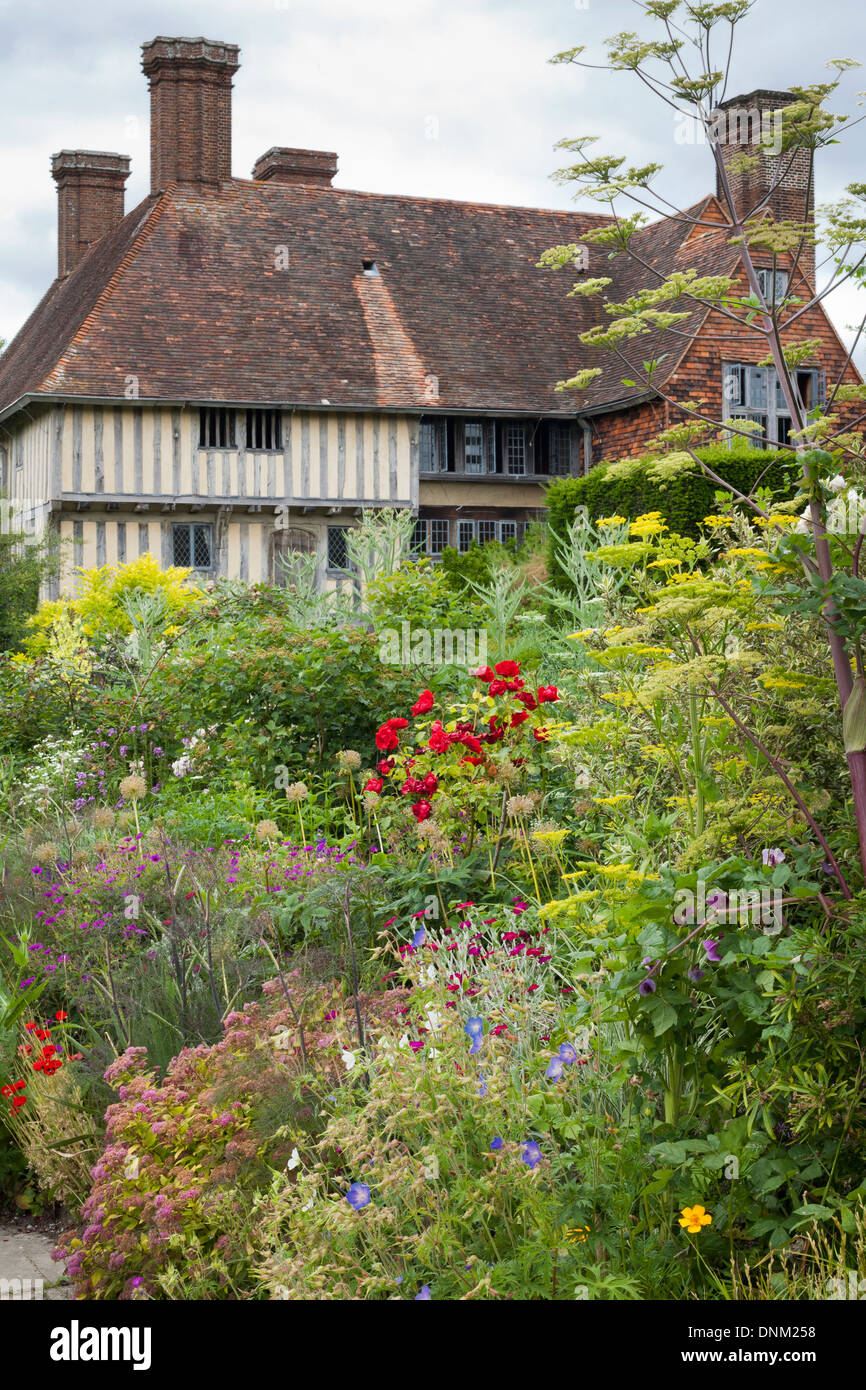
[[141, 37, 240, 191]]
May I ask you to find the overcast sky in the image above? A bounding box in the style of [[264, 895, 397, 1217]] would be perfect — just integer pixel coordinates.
[[1, 0, 865, 364]]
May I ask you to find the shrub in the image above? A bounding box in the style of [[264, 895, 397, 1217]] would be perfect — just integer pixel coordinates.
[[545, 446, 800, 591]]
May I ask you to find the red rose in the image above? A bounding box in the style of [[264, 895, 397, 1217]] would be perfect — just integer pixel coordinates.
[[364, 777, 384, 793], [473, 666, 495, 683], [422, 773, 438, 794], [488, 679, 508, 696], [458, 733, 482, 753], [495, 660, 521, 677], [460, 755, 485, 766], [515, 691, 537, 710], [386, 717, 409, 731], [377, 758, 394, 774], [533, 727, 550, 742], [375, 726, 400, 752], [510, 711, 530, 727], [401, 777, 426, 796], [537, 686, 559, 703], [428, 721, 453, 754], [412, 800, 433, 822], [411, 689, 435, 716]]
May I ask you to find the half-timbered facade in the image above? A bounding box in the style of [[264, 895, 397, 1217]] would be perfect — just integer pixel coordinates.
[[0, 37, 858, 595]]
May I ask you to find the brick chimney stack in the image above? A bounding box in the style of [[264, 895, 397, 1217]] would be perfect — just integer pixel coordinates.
[[252, 148, 338, 186], [50, 151, 131, 278], [141, 36, 240, 193], [714, 89, 815, 283]]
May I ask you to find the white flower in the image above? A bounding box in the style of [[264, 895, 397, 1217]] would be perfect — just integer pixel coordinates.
[[827, 474, 847, 492], [341, 1048, 357, 1071], [301, 1198, 314, 1212], [424, 1007, 444, 1033], [171, 755, 192, 778], [286, 1148, 301, 1171], [422, 1155, 440, 1180]]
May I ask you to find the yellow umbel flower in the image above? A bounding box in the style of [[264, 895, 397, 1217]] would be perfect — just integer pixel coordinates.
[[679, 1204, 712, 1234]]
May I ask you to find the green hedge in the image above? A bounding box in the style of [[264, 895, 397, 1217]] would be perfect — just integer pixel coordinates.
[[545, 446, 801, 590]]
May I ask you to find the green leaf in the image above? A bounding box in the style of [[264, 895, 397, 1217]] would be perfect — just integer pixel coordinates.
[[652, 1003, 677, 1036]]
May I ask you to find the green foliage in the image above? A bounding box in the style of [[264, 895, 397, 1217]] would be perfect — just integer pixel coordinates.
[[0, 512, 56, 653], [545, 448, 799, 590]]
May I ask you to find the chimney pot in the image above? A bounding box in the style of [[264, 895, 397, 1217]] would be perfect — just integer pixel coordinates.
[[50, 150, 131, 278], [141, 36, 240, 193], [252, 147, 338, 186]]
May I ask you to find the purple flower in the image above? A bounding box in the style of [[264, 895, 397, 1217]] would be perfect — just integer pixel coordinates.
[[638, 978, 656, 996], [346, 1182, 371, 1211], [414, 1285, 432, 1300], [702, 937, 722, 963], [464, 1016, 483, 1055], [545, 1056, 565, 1082], [412, 924, 426, 948], [521, 1140, 542, 1169], [477, 1072, 488, 1098], [558, 1043, 578, 1065], [687, 965, 706, 983], [762, 847, 785, 867], [490, 1137, 504, 1151]]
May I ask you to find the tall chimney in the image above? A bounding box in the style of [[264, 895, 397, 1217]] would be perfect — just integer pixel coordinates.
[[141, 36, 240, 193], [714, 90, 815, 283], [51, 151, 131, 278], [252, 148, 338, 186]]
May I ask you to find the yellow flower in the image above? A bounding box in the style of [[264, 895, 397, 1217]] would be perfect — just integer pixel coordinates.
[[679, 1204, 712, 1234], [597, 514, 628, 527]]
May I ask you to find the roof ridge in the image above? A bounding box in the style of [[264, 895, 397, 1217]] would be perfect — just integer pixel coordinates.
[[37, 191, 173, 393]]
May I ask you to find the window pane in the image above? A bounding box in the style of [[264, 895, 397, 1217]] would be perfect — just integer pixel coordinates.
[[477, 521, 497, 545], [193, 525, 213, 569], [548, 423, 571, 476], [327, 526, 350, 570], [419, 421, 445, 472], [505, 425, 526, 476], [457, 521, 475, 553], [410, 519, 427, 553], [500, 521, 518, 544], [464, 421, 484, 474], [429, 520, 449, 554], [172, 525, 191, 567]]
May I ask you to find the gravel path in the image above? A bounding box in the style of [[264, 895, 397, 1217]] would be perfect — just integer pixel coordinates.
[[0, 1222, 73, 1300]]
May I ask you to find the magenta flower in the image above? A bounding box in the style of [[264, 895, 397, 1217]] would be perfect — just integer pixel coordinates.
[[638, 978, 656, 996], [702, 938, 722, 963]]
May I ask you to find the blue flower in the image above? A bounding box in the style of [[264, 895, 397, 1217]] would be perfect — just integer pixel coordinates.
[[477, 1071, 488, 1098], [415, 1284, 432, 1300], [465, 1016, 484, 1055], [521, 1141, 542, 1169], [412, 924, 426, 947], [346, 1182, 371, 1210], [545, 1056, 564, 1082], [490, 1137, 504, 1151], [558, 1043, 578, 1065]]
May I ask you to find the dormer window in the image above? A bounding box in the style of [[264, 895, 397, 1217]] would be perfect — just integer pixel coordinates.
[[362, 259, 379, 276]]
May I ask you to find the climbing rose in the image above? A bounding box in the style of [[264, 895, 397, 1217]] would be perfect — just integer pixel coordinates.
[[473, 666, 495, 683], [364, 777, 384, 793], [495, 660, 521, 677], [537, 686, 559, 703], [412, 800, 432, 822], [411, 689, 435, 716]]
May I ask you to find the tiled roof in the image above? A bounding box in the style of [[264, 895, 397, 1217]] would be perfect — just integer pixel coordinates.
[[0, 180, 735, 418]]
